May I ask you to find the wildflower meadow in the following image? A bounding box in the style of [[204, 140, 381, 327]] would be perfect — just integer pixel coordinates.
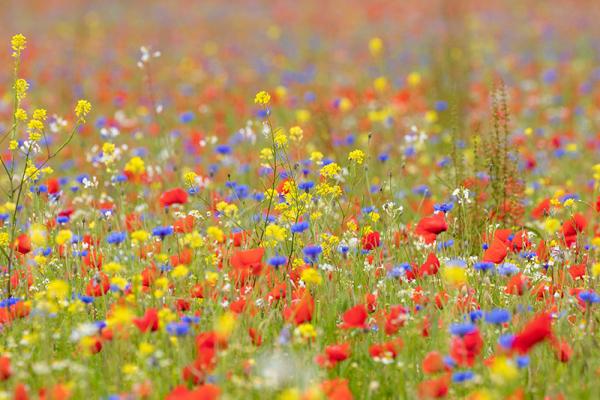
[[1, 0, 600, 399]]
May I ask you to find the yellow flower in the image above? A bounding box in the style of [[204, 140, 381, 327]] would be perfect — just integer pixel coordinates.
[[592, 263, 600, 277], [443, 264, 467, 286], [29, 223, 47, 247], [0, 232, 9, 247], [320, 162, 341, 178], [216, 311, 236, 339], [289, 126, 303, 142], [348, 149, 365, 165], [369, 211, 380, 223], [47, 279, 69, 301], [75, 100, 92, 121], [205, 271, 219, 286], [183, 171, 198, 188], [425, 110, 438, 123], [102, 142, 115, 155], [407, 72, 421, 86], [55, 229, 73, 245], [14, 108, 27, 121], [122, 363, 139, 375], [265, 224, 287, 243], [11, 34, 26, 56], [373, 76, 388, 92], [103, 262, 123, 274], [108, 306, 135, 327], [309, 152, 323, 164], [254, 91, 271, 105], [171, 265, 189, 279], [277, 388, 301, 400], [206, 226, 225, 243], [489, 356, 518, 383], [296, 323, 317, 339], [8, 140, 18, 150], [32, 109, 47, 121], [563, 198, 575, 208], [124, 156, 145, 175], [274, 131, 288, 148], [184, 231, 204, 248], [296, 109, 311, 123], [260, 147, 274, 161], [369, 37, 383, 57], [110, 276, 128, 290], [544, 218, 561, 234], [131, 230, 150, 243], [138, 342, 155, 357], [301, 268, 322, 286], [14, 79, 29, 101]]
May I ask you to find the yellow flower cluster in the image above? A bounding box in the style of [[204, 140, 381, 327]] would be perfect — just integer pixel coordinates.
[[301, 268, 322, 286], [320, 162, 341, 178], [254, 90, 271, 105], [348, 149, 365, 165], [124, 156, 145, 175], [265, 223, 287, 246], [289, 126, 303, 142], [11, 34, 26, 57], [75, 100, 92, 121], [183, 171, 197, 188]]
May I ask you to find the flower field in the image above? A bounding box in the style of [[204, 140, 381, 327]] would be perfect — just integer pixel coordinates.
[[1, 0, 600, 399]]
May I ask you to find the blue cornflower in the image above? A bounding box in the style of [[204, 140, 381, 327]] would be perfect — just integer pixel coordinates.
[[474, 261, 494, 272], [291, 221, 309, 233], [152, 226, 174, 239], [485, 309, 511, 324], [579, 291, 600, 304], [450, 322, 476, 336], [166, 322, 190, 336], [215, 144, 232, 155], [434, 202, 454, 213], [452, 370, 474, 383], [268, 256, 287, 268], [106, 232, 126, 245]]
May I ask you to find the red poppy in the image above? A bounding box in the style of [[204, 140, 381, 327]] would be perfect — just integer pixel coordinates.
[[568, 263, 586, 280], [511, 313, 553, 354], [229, 248, 264, 284], [166, 384, 220, 400], [320, 379, 353, 400], [450, 329, 483, 366], [384, 305, 408, 335], [0, 356, 11, 380], [159, 188, 188, 207], [482, 239, 508, 264], [317, 343, 351, 368], [14, 384, 28, 400], [562, 213, 587, 247], [505, 273, 530, 296], [173, 215, 195, 233], [369, 338, 403, 360], [85, 273, 110, 297], [532, 198, 551, 219], [418, 374, 450, 399], [16, 234, 31, 255], [418, 252, 440, 277], [422, 351, 446, 374], [47, 178, 60, 195], [361, 231, 380, 250], [283, 292, 315, 325], [339, 304, 368, 329], [248, 328, 262, 346], [133, 308, 158, 332], [415, 213, 447, 243], [554, 340, 572, 363]]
